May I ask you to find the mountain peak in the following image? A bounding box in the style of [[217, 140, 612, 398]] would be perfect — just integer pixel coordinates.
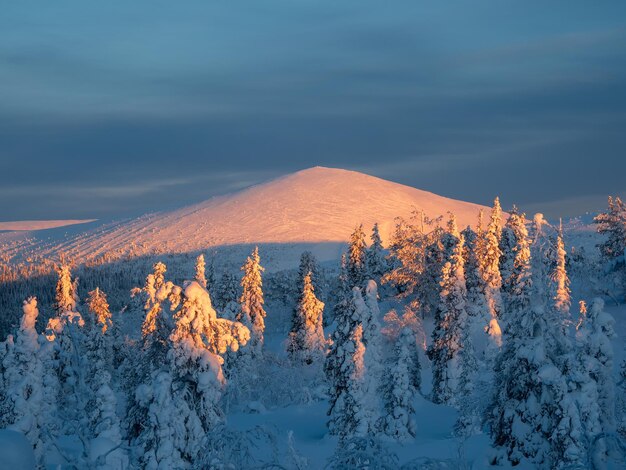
[[14, 168, 489, 265]]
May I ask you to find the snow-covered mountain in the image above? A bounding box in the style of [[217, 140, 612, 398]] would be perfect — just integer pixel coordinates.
[[2, 167, 489, 266], [0, 219, 96, 232]]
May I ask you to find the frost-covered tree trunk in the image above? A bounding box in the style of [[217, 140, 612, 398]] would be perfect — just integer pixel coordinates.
[[239, 247, 266, 357], [288, 272, 327, 364], [382, 327, 416, 440]]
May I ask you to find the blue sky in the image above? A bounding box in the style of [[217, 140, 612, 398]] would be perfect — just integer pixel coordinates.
[[1, 1, 625, 220]]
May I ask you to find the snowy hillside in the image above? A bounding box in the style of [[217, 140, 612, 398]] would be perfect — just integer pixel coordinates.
[[0, 219, 96, 232], [3, 167, 489, 266]]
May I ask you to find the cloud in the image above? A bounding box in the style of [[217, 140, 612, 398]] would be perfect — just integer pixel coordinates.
[[0, 1, 625, 220]]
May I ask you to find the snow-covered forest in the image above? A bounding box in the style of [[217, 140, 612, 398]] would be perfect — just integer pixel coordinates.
[[1, 195, 626, 469]]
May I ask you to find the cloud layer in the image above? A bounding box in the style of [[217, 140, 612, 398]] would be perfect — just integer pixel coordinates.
[[1, 1, 625, 220]]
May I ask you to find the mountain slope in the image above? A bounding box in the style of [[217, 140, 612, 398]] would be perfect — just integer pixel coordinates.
[[4, 167, 490, 264]]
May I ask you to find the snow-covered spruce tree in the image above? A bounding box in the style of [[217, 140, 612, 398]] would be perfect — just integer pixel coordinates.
[[380, 308, 422, 393], [48, 270, 113, 465], [87, 287, 112, 334], [478, 197, 504, 349], [326, 287, 379, 438], [362, 280, 383, 367], [194, 253, 207, 289], [55, 263, 79, 315], [298, 251, 323, 298], [134, 281, 249, 468], [488, 242, 584, 468], [382, 327, 417, 440], [502, 211, 532, 331], [531, 214, 570, 360], [427, 224, 473, 407], [576, 299, 616, 435], [383, 210, 442, 316], [366, 223, 387, 284], [239, 247, 266, 357], [288, 272, 327, 364], [140, 261, 169, 341], [85, 286, 124, 464], [461, 225, 488, 320], [594, 196, 626, 295], [215, 272, 240, 316], [332, 253, 350, 327], [573, 298, 617, 466], [551, 231, 571, 324], [0, 298, 47, 459], [327, 322, 372, 438], [500, 207, 525, 312], [347, 224, 368, 289], [421, 228, 445, 318]]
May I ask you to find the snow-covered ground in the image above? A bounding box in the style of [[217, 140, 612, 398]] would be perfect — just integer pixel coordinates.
[[216, 301, 626, 469], [0, 219, 96, 232]]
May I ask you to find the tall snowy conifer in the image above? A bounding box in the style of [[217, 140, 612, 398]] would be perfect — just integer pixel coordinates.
[[327, 323, 372, 439], [461, 225, 490, 322], [479, 197, 504, 349], [427, 219, 473, 407], [195, 253, 207, 289], [573, 298, 617, 465], [500, 207, 525, 313], [239, 247, 266, 357], [503, 211, 532, 329], [552, 230, 571, 322], [382, 327, 417, 440], [1, 298, 48, 460], [298, 251, 322, 297], [333, 253, 350, 326], [347, 224, 367, 288], [366, 223, 387, 283], [288, 272, 327, 364], [135, 280, 249, 467], [87, 287, 112, 334], [55, 264, 78, 315], [489, 237, 584, 468], [141, 261, 169, 341], [326, 287, 380, 438], [594, 196, 626, 293]]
